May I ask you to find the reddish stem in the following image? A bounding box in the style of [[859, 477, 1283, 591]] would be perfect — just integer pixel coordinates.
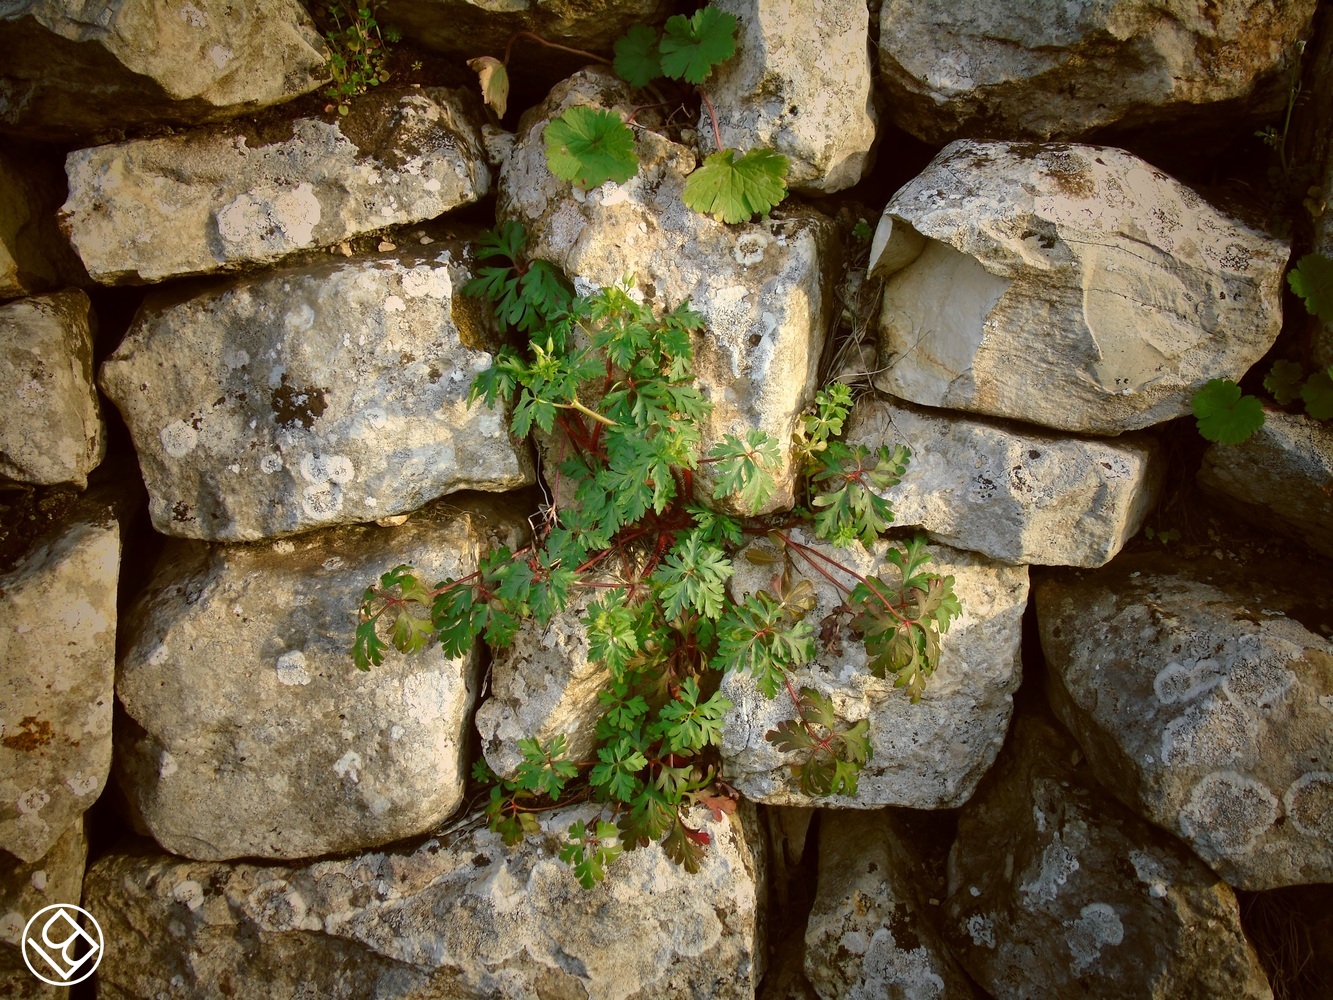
[[697, 87, 723, 150], [504, 31, 610, 67]]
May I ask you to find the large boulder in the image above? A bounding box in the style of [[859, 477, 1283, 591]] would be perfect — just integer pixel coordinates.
[[944, 712, 1272, 999], [61, 87, 490, 284], [1035, 552, 1333, 890], [846, 396, 1162, 567], [113, 498, 525, 862], [99, 241, 532, 542], [720, 529, 1028, 809], [0, 818, 87, 999], [0, 0, 327, 141], [1198, 410, 1333, 558], [700, 0, 877, 194], [871, 140, 1289, 435], [0, 147, 81, 300], [85, 803, 766, 999], [499, 69, 838, 512], [805, 810, 978, 1000], [0, 290, 104, 488], [0, 512, 118, 863], [876, 0, 1318, 145]]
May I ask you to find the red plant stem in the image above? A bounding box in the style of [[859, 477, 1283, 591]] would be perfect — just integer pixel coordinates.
[[774, 531, 911, 626], [781, 673, 836, 754], [697, 87, 723, 150], [504, 31, 610, 67]]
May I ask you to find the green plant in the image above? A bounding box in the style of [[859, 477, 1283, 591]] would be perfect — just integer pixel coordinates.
[[319, 2, 396, 115], [353, 223, 960, 885]]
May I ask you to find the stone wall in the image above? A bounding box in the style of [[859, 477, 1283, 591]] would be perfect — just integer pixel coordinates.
[[2, 1, 1332, 998]]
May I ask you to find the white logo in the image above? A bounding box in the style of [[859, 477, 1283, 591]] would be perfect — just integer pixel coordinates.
[[21, 904, 103, 986]]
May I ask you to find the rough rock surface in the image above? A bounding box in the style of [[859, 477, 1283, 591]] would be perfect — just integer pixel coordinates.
[[113, 499, 525, 862], [847, 396, 1162, 567], [0, 0, 327, 140], [475, 583, 612, 779], [61, 87, 490, 284], [876, 0, 1318, 144], [0, 290, 104, 487], [85, 803, 765, 1000], [944, 712, 1272, 999], [1198, 410, 1333, 558], [99, 242, 532, 542], [0, 148, 80, 300], [500, 69, 837, 511], [0, 818, 87, 999], [0, 514, 118, 863], [701, 0, 877, 194], [805, 810, 978, 1000], [871, 141, 1289, 435], [1036, 555, 1333, 890], [720, 530, 1028, 808]]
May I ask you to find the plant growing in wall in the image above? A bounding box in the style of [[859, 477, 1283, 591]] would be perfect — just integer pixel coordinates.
[[351, 222, 961, 885], [318, 1, 400, 115], [468, 4, 791, 223]]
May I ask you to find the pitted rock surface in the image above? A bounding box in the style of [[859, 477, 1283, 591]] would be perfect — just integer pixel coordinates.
[[720, 529, 1028, 809], [0, 818, 87, 998], [61, 86, 489, 284], [99, 241, 531, 541], [870, 140, 1289, 435]]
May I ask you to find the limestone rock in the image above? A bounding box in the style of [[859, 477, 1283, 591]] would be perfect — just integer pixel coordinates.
[[1036, 557, 1333, 889], [499, 69, 838, 512], [0, 514, 118, 863], [0, 148, 81, 300], [700, 0, 877, 194], [474, 583, 611, 779], [720, 529, 1028, 809], [0, 0, 327, 141], [944, 712, 1272, 999], [805, 810, 978, 1000], [113, 499, 525, 862], [871, 141, 1289, 435], [0, 818, 88, 999], [847, 396, 1162, 567], [85, 802, 765, 999], [61, 87, 490, 284], [0, 290, 104, 488], [876, 0, 1318, 144], [1198, 410, 1333, 558], [99, 241, 532, 542]]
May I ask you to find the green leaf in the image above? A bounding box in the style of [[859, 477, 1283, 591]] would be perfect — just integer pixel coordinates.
[[352, 617, 388, 671], [592, 740, 648, 802], [467, 55, 509, 117], [514, 735, 579, 798], [613, 23, 662, 88], [708, 430, 781, 512], [661, 815, 708, 873], [1302, 367, 1333, 420], [712, 592, 815, 697], [651, 677, 732, 752], [1264, 359, 1305, 406], [391, 608, 434, 654], [544, 106, 639, 190], [560, 820, 623, 888], [1191, 378, 1265, 444], [682, 147, 790, 224], [1288, 252, 1333, 322], [659, 6, 737, 84], [651, 530, 733, 621]]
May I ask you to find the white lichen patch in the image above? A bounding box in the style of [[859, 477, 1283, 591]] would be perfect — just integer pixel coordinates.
[[276, 650, 312, 686], [1154, 657, 1226, 704], [1282, 772, 1333, 841], [1160, 696, 1257, 768], [172, 880, 205, 911], [1065, 902, 1124, 975], [966, 913, 996, 948], [1020, 838, 1080, 903], [1179, 771, 1279, 859], [160, 419, 199, 458], [333, 751, 362, 783]]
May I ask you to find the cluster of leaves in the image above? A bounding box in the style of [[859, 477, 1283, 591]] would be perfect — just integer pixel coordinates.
[[318, 2, 399, 115], [1192, 253, 1333, 443], [353, 223, 961, 886]]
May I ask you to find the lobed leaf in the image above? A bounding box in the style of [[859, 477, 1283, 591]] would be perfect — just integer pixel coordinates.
[[1191, 378, 1265, 444], [682, 147, 789, 224], [613, 23, 663, 88], [1288, 252, 1333, 322], [544, 106, 639, 190]]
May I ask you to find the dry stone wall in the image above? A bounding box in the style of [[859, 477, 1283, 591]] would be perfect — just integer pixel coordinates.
[[1, 1, 1331, 998]]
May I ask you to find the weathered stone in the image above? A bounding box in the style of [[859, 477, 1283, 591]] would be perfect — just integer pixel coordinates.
[[876, 0, 1318, 145], [85, 802, 765, 999], [0, 514, 118, 863], [871, 141, 1289, 435], [805, 810, 978, 1000], [500, 69, 838, 512], [720, 529, 1028, 808], [847, 396, 1162, 567], [1036, 556, 1333, 889], [0, 147, 80, 300], [61, 87, 490, 284], [113, 499, 525, 861], [944, 712, 1272, 999], [0, 291, 103, 488], [475, 582, 611, 779], [1198, 410, 1333, 558], [99, 242, 532, 542], [0, 819, 88, 999], [700, 0, 877, 194], [0, 0, 327, 141]]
